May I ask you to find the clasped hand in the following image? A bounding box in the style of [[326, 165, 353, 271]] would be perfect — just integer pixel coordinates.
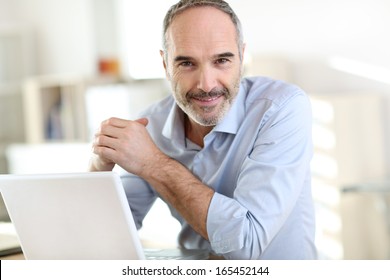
[[91, 117, 162, 177]]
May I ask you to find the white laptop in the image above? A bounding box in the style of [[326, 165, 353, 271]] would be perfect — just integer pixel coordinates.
[[0, 195, 22, 257], [0, 172, 209, 260]]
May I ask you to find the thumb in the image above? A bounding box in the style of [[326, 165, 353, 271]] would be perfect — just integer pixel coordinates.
[[135, 118, 149, 127]]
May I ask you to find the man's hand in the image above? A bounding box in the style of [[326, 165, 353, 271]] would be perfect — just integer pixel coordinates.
[[90, 117, 161, 176]]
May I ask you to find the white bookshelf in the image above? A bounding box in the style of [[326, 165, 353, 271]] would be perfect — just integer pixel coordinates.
[[23, 75, 89, 143], [22, 76, 170, 144]]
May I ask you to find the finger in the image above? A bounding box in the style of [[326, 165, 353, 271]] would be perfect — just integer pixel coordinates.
[[98, 117, 147, 136], [101, 117, 129, 128], [93, 134, 118, 150], [92, 145, 117, 163], [97, 118, 148, 137], [103, 117, 148, 128], [135, 118, 149, 127], [97, 124, 122, 139]]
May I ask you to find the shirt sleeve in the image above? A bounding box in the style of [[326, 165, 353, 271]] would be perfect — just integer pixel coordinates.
[[120, 173, 158, 229], [207, 93, 313, 259]]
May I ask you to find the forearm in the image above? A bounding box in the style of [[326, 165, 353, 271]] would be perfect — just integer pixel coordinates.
[[141, 154, 214, 240]]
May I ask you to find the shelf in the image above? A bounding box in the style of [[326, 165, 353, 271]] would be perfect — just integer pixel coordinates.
[[23, 75, 89, 143]]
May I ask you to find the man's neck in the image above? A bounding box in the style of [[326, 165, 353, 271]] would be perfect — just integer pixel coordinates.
[[184, 115, 214, 148]]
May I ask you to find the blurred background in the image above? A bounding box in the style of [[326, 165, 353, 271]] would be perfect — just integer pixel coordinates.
[[0, 0, 390, 259]]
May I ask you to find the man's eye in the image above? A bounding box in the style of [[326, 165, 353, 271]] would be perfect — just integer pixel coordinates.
[[215, 58, 229, 64], [179, 61, 194, 67]]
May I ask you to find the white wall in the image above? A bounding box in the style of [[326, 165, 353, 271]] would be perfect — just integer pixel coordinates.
[[230, 0, 390, 69], [1, 0, 389, 81], [0, 2, 12, 23], [0, 0, 17, 23], [10, 0, 96, 76]]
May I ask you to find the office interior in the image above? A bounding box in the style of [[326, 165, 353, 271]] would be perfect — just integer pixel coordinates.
[[0, 0, 390, 259]]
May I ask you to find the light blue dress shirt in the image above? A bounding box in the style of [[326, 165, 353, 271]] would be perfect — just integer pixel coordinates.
[[121, 76, 317, 260]]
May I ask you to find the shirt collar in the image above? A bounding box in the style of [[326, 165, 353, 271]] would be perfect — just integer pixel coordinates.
[[162, 102, 186, 146], [213, 84, 246, 135]]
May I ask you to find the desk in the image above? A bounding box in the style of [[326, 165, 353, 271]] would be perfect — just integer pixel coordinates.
[[342, 179, 390, 194], [342, 179, 390, 258], [0, 236, 218, 260], [342, 179, 390, 229], [1, 253, 24, 260], [0, 250, 221, 260], [1, 253, 223, 260]]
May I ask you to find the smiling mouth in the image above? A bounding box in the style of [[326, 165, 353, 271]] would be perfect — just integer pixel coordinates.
[[191, 94, 224, 108], [188, 89, 226, 105], [193, 95, 221, 102]]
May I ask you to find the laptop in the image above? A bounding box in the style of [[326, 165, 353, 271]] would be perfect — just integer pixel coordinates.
[[0, 195, 22, 257], [0, 172, 209, 260]]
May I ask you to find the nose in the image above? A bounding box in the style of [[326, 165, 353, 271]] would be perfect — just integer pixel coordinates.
[[196, 66, 218, 93]]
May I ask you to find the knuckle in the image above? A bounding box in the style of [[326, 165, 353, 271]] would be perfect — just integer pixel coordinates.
[[107, 117, 116, 124], [102, 117, 114, 126], [95, 135, 103, 145]]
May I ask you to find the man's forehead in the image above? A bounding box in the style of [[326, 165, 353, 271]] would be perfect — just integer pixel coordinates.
[[165, 6, 237, 55], [167, 6, 235, 38]]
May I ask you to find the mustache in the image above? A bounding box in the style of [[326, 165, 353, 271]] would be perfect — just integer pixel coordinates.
[[187, 88, 229, 99]]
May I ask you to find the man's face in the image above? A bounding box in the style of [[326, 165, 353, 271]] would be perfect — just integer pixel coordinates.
[[162, 6, 244, 126]]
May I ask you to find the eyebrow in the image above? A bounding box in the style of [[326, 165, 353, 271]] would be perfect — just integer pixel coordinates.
[[173, 52, 236, 63], [174, 55, 193, 62], [213, 52, 235, 59]]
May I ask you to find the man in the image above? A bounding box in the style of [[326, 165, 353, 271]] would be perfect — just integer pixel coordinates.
[[90, 0, 316, 260]]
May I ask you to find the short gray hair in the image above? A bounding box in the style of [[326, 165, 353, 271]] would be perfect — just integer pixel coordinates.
[[162, 0, 244, 60]]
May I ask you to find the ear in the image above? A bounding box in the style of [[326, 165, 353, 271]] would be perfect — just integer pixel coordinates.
[[160, 50, 167, 70], [241, 43, 246, 63], [160, 50, 170, 80]]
